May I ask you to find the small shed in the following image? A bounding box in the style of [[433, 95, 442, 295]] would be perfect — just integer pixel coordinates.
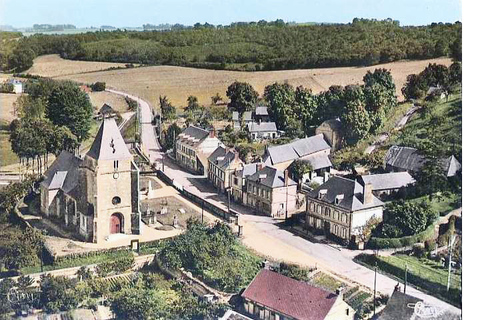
[[315, 119, 343, 151]]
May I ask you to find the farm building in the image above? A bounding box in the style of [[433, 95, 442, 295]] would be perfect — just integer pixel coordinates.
[[357, 172, 415, 199], [316, 119, 343, 151]]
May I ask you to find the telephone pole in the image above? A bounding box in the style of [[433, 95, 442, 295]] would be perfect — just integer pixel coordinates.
[[404, 263, 408, 294], [373, 264, 377, 318]]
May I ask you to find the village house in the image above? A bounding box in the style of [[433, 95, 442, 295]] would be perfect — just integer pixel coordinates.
[[306, 176, 384, 244], [40, 118, 140, 243], [248, 121, 279, 141], [357, 172, 415, 199], [232, 162, 260, 205], [241, 269, 355, 320], [263, 134, 333, 183], [175, 125, 223, 175], [315, 119, 343, 151], [246, 165, 298, 218], [207, 146, 244, 193], [233, 106, 280, 141], [384, 145, 461, 177]]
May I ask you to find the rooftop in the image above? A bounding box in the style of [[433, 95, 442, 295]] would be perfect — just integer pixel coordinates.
[[247, 166, 297, 188], [248, 121, 277, 133], [360, 172, 415, 191], [241, 269, 338, 320], [265, 134, 331, 165], [87, 118, 132, 161], [208, 146, 239, 169]]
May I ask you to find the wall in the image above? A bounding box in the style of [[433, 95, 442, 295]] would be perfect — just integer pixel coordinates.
[[350, 206, 383, 236]]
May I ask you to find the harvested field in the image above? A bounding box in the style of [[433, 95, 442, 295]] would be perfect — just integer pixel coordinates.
[[29, 55, 452, 110], [88, 91, 129, 113], [0, 93, 21, 123], [26, 54, 131, 78]]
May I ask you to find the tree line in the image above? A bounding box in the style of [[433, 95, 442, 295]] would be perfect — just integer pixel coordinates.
[[1, 18, 461, 72]]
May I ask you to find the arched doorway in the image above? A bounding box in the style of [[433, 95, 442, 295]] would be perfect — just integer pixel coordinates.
[[110, 213, 123, 234]]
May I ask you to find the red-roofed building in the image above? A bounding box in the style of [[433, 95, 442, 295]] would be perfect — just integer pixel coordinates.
[[241, 270, 355, 320]]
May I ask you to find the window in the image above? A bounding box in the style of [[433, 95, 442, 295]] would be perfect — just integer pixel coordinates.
[[112, 196, 121, 205], [114, 160, 118, 170]]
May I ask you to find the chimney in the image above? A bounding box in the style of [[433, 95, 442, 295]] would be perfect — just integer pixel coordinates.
[[335, 286, 344, 300], [364, 183, 373, 204], [257, 163, 263, 171], [209, 128, 215, 138], [284, 169, 289, 187]]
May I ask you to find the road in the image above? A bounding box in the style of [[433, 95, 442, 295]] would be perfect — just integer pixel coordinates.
[[364, 104, 421, 154], [109, 89, 461, 315]]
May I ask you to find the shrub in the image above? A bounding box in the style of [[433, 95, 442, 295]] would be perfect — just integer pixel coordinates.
[[0, 82, 14, 93], [412, 243, 426, 258], [95, 253, 134, 277], [91, 82, 106, 92]]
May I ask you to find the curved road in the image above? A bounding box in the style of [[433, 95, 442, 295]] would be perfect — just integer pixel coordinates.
[[107, 88, 460, 315]]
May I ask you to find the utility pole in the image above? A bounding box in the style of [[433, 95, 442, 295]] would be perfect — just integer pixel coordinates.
[[373, 264, 377, 318], [447, 234, 457, 291], [404, 263, 408, 294], [284, 169, 289, 220], [201, 201, 204, 224]]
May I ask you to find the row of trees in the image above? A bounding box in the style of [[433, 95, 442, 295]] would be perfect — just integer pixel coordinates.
[[1, 19, 461, 72], [9, 79, 93, 174]]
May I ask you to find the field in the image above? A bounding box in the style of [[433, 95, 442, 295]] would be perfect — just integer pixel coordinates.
[[88, 91, 129, 113], [28, 55, 452, 110], [26, 54, 131, 78]]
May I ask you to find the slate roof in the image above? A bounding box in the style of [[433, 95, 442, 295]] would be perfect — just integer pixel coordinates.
[[378, 290, 461, 320], [247, 166, 297, 188], [265, 134, 331, 165], [242, 111, 253, 122], [177, 125, 211, 148], [385, 146, 461, 177], [41, 151, 82, 195], [208, 146, 238, 169], [309, 176, 383, 211], [248, 121, 277, 133], [360, 172, 415, 191], [255, 106, 269, 116], [98, 103, 115, 115], [301, 153, 333, 171], [241, 269, 338, 320], [87, 118, 132, 161], [385, 146, 426, 172], [235, 163, 260, 178]]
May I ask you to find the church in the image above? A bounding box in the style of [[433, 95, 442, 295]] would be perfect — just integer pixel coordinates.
[[40, 117, 141, 243]]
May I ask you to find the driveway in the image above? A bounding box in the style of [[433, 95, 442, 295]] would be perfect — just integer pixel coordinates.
[[109, 89, 461, 315]]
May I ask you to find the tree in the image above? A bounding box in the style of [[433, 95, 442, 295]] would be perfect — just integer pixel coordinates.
[[8, 47, 36, 72], [448, 62, 462, 86], [450, 38, 461, 62], [226, 82, 258, 114], [264, 82, 296, 130], [90, 82, 106, 91], [159, 95, 176, 121], [363, 68, 397, 112], [46, 81, 93, 142], [381, 200, 437, 237], [184, 95, 201, 112], [47, 125, 79, 155], [0, 278, 14, 317], [402, 74, 427, 100], [39, 274, 81, 312], [14, 95, 47, 119], [314, 85, 344, 126], [16, 275, 34, 291], [163, 123, 182, 151], [415, 158, 450, 195], [288, 159, 313, 183], [340, 85, 371, 144], [294, 86, 317, 132]]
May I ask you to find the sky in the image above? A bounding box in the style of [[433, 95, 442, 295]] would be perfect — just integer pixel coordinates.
[[0, 0, 461, 28]]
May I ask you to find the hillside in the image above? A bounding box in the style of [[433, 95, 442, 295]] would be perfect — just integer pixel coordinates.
[[28, 55, 452, 109]]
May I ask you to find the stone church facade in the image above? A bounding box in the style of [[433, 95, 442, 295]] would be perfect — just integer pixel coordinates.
[[40, 118, 140, 243]]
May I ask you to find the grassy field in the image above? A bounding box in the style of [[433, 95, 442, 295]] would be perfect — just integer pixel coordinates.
[[88, 91, 130, 113], [355, 253, 461, 307], [408, 193, 461, 216], [27, 55, 452, 111], [0, 120, 18, 167]]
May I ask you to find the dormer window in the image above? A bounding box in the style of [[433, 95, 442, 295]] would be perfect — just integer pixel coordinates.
[[318, 189, 327, 200], [335, 194, 344, 205]]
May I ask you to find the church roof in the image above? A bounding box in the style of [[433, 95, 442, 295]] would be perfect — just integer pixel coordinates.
[[41, 151, 82, 194], [86, 118, 132, 161]]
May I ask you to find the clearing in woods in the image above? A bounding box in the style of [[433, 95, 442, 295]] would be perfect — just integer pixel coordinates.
[[27, 54, 452, 110]]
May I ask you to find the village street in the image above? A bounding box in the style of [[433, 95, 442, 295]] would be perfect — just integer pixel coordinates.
[[108, 88, 461, 315]]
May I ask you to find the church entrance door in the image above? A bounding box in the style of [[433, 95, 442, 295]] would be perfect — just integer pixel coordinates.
[[110, 213, 123, 234]]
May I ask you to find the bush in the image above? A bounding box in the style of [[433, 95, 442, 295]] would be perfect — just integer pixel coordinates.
[[0, 82, 14, 93], [95, 253, 134, 277], [412, 243, 426, 258], [368, 222, 436, 249], [91, 82, 106, 92]]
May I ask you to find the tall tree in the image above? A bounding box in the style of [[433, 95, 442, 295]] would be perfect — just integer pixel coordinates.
[[46, 81, 93, 142], [264, 82, 296, 130], [226, 81, 258, 114], [159, 95, 176, 121], [184, 95, 201, 112], [294, 86, 318, 132], [340, 85, 371, 145]]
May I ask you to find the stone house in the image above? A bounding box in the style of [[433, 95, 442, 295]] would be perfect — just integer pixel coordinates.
[[246, 166, 298, 218], [315, 119, 343, 151], [232, 162, 260, 205], [248, 121, 279, 141], [241, 269, 355, 320], [306, 176, 384, 243], [384, 145, 461, 177], [358, 172, 415, 199], [207, 146, 244, 193], [263, 134, 333, 182], [40, 118, 140, 243], [175, 125, 223, 175]]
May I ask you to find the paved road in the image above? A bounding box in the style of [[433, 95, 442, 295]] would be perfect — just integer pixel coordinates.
[[110, 89, 461, 315], [364, 104, 421, 155]]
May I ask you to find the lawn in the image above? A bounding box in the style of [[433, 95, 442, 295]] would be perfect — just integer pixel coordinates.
[[0, 123, 18, 167], [355, 253, 461, 307], [408, 193, 461, 216], [310, 271, 342, 292]]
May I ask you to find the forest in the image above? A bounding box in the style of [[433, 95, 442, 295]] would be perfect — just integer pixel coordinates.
[[1, 18, 461, 72]]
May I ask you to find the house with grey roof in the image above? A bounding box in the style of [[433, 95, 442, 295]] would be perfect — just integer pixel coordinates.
[[246, 165, 298, 218], [175, 125, 224, 175], [358, 172, 415, 199], [247, 121, 279, 141], [232, 107, 279, 141], [306, 176, 384, 244], [232, 162, 261, 205], [40, 118, 140, 243], [207, 146, 244, 193], [385, 145, 461, 177]]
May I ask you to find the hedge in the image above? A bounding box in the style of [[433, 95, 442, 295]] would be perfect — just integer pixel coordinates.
[[367, 221, 437, 249]]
